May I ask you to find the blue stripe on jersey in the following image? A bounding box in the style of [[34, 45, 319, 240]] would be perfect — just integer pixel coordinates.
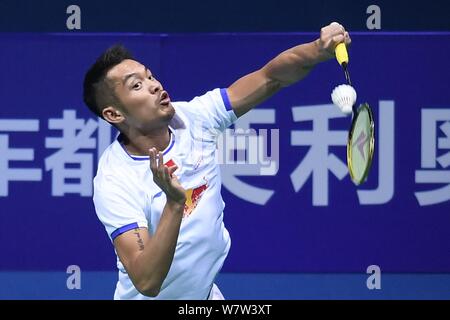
[[220, 88, 233, 111], [111, 222, 139, 241], [163, 134, 175, 155], [119, 142, 148, 161], [154, 191, 163, 198], [118, 130, 175, 161]]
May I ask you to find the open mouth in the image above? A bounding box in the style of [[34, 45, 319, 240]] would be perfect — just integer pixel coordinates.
[[160, 91, 171, 106]]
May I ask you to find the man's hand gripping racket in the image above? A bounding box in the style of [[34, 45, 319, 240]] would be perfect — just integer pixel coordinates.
[[332, 43, 375, 185]]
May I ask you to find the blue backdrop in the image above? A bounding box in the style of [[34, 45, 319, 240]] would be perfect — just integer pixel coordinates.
[[1, 33, 449, 277]]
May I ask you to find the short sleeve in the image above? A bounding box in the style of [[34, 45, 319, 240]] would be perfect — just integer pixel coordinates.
[[173, 88, 237, 136], [93, 174, 148, 242]]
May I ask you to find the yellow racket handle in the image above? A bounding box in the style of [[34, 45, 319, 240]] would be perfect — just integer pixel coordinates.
[[335, 42, 349, 66]]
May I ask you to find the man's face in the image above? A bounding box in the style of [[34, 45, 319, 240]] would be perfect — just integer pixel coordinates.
[[106, 59, 174, 131]]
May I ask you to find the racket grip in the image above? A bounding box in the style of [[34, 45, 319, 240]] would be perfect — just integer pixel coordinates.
[[335, 43, 349, 66]]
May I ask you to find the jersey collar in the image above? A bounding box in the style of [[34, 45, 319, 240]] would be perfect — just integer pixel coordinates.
[[117, 128, 175, 162]]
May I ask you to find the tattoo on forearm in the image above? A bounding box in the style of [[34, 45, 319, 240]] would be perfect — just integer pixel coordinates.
[[133, 228, 144, 251]]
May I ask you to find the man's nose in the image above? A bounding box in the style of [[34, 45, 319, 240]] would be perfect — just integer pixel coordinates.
[[149, 82, 162, 94]]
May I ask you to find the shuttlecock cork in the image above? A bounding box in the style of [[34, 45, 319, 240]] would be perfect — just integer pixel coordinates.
[[331, 84, 357, 115]]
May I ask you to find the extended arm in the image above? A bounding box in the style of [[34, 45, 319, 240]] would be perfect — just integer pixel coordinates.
[[227, 22, 351, 117]]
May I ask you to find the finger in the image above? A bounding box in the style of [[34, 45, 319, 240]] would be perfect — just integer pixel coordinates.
[[170, 173, 180, 185], [149, 148, 157, 173], [344, 31, 351, 45], [167, 165, 178, 177], [157, 152, 167, 182], [163, 165, 170, 183], [158, 151, 164, 171], [330, 22, 344, 33], [330, 22, 340, 28], [332, 34, 345, 45]]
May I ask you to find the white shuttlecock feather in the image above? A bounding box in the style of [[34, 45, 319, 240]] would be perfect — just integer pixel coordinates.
[[331, 84, 357, 115]]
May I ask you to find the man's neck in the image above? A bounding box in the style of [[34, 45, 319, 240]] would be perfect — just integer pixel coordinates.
[[121, 126, 171, 156]]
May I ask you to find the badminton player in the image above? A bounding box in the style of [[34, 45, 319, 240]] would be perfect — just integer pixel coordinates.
[[83, 22, 350, 300]]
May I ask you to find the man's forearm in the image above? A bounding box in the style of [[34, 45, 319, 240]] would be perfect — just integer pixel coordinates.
[[263, 39, 331, 87], [131, 199, 184, 296], [226, 22, 349, 117]]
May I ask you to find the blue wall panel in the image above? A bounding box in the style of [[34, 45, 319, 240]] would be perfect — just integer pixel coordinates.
[[1, 33, 449, 279]]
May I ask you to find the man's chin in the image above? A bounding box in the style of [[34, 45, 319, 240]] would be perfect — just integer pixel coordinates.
[[161, 103, 175, 121]]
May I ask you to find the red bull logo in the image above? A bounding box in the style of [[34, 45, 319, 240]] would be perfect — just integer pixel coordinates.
[[184, 183, 208, 217], [164, 158, 208, 218]]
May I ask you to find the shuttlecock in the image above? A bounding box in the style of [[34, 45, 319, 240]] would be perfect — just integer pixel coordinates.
[[331, 84, 357, 115]]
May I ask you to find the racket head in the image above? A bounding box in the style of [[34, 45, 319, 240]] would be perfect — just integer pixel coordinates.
[[347, 103, 375, 185]]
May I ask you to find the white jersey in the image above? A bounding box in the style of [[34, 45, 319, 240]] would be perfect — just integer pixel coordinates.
[[93, 88, 237, 300]]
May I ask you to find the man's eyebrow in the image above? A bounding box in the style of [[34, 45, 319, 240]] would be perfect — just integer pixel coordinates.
[[122, 73, 138, 85], [122, 66, 148, 85]]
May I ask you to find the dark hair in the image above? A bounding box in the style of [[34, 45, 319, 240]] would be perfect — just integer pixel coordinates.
[[83, 44, 133, 118]]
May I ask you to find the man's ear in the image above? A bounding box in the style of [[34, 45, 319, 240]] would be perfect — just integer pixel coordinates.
[[102, 106, 125, 124]]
